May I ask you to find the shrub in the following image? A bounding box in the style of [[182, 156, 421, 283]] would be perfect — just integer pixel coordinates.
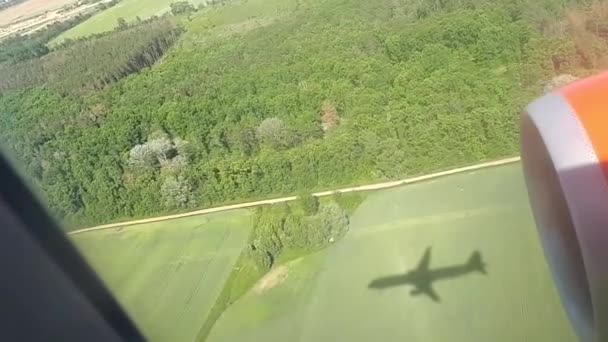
[[160, 175, 195, 209], [305, 202, 349, 248], [170, 1, 196, 15], [298, 193, 319, 215], [256, 117, 296, 149]]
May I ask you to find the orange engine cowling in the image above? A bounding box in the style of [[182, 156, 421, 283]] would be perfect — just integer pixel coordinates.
[[521, 72, 608, 342]]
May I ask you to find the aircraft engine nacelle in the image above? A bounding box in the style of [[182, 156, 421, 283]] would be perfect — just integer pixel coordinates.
[[521, 72, 608, 342]]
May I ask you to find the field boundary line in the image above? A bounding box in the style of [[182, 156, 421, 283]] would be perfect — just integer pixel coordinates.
[[69, 156, 521, 235]]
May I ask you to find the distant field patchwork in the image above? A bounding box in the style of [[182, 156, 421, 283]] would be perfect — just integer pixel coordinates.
[[0, 0, 77, 25], [52, 0, 206, 43], [208, 164, 577, 342], [71, 210, 252, 342]]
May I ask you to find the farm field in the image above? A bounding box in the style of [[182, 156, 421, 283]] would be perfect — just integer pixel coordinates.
[[208, 163, 577, 342], [71, 210, 252, 342], [52, 0, 206, 43], [0, 0, 77, 25]]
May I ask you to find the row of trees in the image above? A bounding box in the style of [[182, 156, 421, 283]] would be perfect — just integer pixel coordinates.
[[0, 17, 182, 94], [247, 198, 349, 269], [0, 13, 96, 64], [0, 0, 125, 64], [0, 0, 596, 228], [170, 1, 196, 15]]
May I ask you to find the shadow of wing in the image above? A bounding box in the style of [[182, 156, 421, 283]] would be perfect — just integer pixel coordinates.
[[410, 279, 440, 302]]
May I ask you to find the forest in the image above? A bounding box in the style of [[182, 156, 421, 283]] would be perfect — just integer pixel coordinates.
[[0, 14, 95, 64], [0, 0, 606, 228], [0, 0, 121, 65], [0, 17, 182, 94]]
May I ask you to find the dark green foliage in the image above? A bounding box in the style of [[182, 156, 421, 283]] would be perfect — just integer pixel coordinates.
[[285, 202, 349, 249], [249, 205, 286, 266], [0, 17, 182, 95], [297, 193, 319, 215], [0, 14, 95, 64], [309, 202, 349, 244], [256, 117, 299, 150], [197, 200, 350, 341], [248, 201, 349, 269], [0, 0, 589, 228], [170, 1, 196, 15], [95, 0, 120, 11], [0, 37, 49, 64]]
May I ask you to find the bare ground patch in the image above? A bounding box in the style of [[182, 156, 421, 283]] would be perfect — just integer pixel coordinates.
[[254, 264, 290, 294]]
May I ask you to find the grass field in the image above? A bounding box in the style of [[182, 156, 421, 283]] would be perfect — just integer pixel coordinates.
[[52, 0, 299, 45], [71, 210, 252, 342], [207, 164, 577, 342], [51, 0, 206, 44]]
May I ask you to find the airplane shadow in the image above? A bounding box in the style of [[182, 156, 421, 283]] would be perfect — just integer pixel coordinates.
[[368, 247, 487, 303]]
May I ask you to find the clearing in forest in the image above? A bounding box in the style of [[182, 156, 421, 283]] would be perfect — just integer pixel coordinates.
[[207, 164, 577, 342], [71, 210, 252, 342]]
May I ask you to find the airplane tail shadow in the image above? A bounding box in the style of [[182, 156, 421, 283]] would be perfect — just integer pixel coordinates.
[[467, 250, 486, 275]]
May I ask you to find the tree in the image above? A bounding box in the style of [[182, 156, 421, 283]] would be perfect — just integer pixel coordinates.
[[146, 133, 175, 163], [297, 193, 319, 215], [228, 127, 258, 156], [128, 131, 185, 169], [116, 17, 128, 30], [127, 144, 157, 168], [170, 1, 195, 15], [160, 154, 188, 174], [0, 17, 182, 95], [160, 175, 195, 209], [256, 117, 295, 149], [309, 202, 349, 246], [128, 132, 174, 168], [173, 137, 191, 158]]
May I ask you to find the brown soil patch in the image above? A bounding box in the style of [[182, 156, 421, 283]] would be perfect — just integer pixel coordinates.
[[254, 264, 289, 294]]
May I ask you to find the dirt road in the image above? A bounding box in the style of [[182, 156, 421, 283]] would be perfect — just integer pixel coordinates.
[[69, 156, 521, 235]]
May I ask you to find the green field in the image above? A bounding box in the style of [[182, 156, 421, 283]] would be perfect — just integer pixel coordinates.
[[51, 0, 207, 44], [208, 164, 577, 342], [71, 210, 252, 342]]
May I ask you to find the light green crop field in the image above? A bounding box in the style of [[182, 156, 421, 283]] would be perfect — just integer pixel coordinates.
[[51, 0, 207, 44], [208, 164, 577, 342], [71, 210, 252, 342]]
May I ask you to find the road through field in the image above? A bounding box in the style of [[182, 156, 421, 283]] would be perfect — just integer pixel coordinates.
[[69, 156, 521, 235]]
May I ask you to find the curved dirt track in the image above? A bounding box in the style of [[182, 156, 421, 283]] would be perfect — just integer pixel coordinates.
[[69, 156, 521, 235]]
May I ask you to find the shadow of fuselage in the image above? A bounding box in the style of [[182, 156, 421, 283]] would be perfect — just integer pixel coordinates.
[[368, 247, 486, 302]]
